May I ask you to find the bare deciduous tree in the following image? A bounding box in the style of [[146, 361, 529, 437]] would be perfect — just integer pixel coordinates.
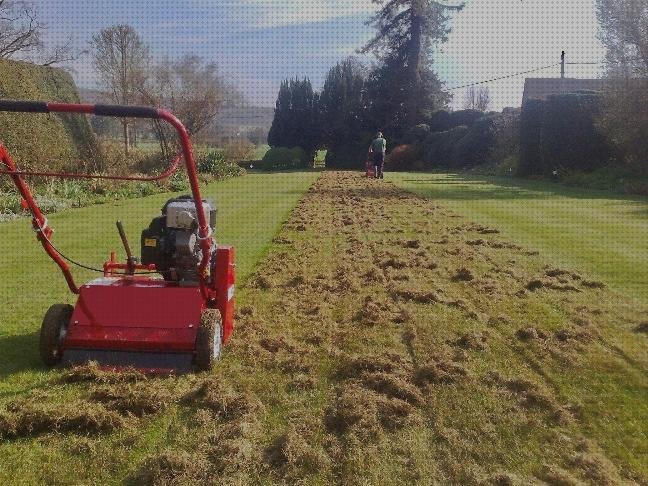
[[91, 25, 149, 154], [597, 0, 648, 78], [0, 0, 76, 65], [463, 85, 491, 111], [142, 55, 231, 142], [0, 0, 41, 59], [597, 0, 648, 164]]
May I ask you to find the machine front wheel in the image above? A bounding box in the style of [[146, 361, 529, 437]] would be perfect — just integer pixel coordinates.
[[195, 309, 223, 371], [40, 303, 73, 367]]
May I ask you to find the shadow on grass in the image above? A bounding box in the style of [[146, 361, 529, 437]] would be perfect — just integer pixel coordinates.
[[0, 331, 42, 379], [397, 173, 648, 207]]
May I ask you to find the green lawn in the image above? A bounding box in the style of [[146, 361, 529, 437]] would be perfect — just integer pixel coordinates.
[[389, 172, 648, 305], [0, 171, 318, 391]]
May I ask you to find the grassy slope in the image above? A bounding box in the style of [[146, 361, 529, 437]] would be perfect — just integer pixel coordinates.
[[389, 172, 648, 305]]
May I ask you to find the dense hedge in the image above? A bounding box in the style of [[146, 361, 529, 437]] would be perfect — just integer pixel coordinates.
[[518, 92, 612, 176], [197, 150, 246, 179], [426, 109, 483, 132], [0, 59, 99, 173], [325, 143, 370, 169], [421, 125, 470, 168], [258, 146, 311, 170], [452, 116, 498, 168]]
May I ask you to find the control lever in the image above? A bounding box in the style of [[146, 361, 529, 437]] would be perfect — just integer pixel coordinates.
[[116, 220, 137, 275]]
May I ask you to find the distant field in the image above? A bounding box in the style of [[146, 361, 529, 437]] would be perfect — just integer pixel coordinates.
[[390, 172, 648, 305]]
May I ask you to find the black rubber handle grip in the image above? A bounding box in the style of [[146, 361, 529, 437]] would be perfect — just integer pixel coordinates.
[[0, 99, 49, 113], [95, 104, 160, 119]]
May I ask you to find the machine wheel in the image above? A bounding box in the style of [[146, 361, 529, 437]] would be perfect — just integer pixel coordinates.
[[40, 303, 73, 367], [195, 309, 223, 371]]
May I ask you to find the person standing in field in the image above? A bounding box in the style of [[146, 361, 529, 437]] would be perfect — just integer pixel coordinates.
[[369, 131, 387, 179]]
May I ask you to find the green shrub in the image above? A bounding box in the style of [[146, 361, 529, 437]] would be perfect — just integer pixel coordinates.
[[518, 99, 545, 177], [325, 143, 369, 170], [491, 109, 520, 163], [598, 81, 648, 165], [197, 150, 246, 179], [259, 147, 311, 170], [449, 110, 484, 129], [222, 140, 256, 165], [387, 144, 422, 171], [427, 110, 453, 132], [451, 116, 498, 168], [421, 126, 469, 168], [402, 124, 430, 144], [560, 165, 648, 195]]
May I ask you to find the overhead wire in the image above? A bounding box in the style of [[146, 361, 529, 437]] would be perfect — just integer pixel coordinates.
[[445, 60, 603, 91]]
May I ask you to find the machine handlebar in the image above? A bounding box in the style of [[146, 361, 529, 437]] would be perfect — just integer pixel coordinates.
[[0, 100, 214, 295], [0, 99, 49, 113], [94, 104, 160, 119], [0, 99, 161, 119]]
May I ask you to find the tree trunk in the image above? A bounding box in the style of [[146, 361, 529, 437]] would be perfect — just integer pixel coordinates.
[[122, 120, 130, 155], [407, 8, 424, 127]]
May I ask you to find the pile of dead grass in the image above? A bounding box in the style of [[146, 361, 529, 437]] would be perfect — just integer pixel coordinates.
[[484, 372, 576, 424], [265, 418, 331, 480], [130, 449, 212, 485], [324, 383, 418, 439], [90, 383, 171, 417], [0, 400, 125, 439], [58, 361, 146, 384], [182, 378, 264, 422], [415, 355, 470, 385]]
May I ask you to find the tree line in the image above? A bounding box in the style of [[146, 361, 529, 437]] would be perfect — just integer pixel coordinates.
[[269, 0, 647, 172], [268, 0, 467, 168], [0, 0, 75, 65]]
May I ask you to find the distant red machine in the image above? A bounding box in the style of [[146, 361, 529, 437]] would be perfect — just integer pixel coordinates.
[[0, 100, 235, 372], [365, 151, 375, 178]]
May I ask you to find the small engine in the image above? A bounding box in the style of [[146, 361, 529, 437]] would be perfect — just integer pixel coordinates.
[[141, 196, 216, 285]]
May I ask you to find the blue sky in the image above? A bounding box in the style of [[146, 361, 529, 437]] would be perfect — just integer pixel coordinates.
[[38, 0, 605, 110]]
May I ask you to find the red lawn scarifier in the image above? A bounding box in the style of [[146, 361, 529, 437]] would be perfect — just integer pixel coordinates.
[[0, 100, 235, 372]]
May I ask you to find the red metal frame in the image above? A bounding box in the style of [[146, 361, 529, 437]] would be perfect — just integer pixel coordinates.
[[0, 101, 213, 298], [365, 151, 375, 178], [0, 100, 237, 369]]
